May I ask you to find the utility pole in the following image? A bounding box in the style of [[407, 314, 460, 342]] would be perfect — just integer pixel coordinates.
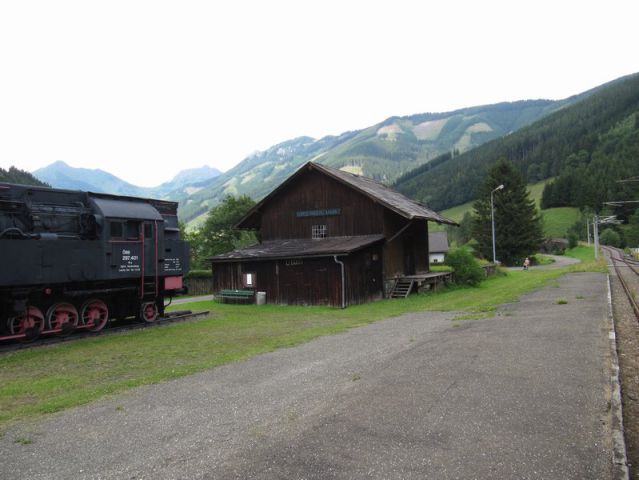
[[586, 218, 591, 246], [594, 215, 599, 260]]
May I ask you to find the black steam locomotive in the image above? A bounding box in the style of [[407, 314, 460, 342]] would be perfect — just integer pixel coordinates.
[[0, 183, 189, 341]]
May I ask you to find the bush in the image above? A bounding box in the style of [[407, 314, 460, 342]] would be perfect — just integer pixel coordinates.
[[600, 228, 621, 248], [445, 248, 485, 287], [185, 269, 212, 279], [567, 232, 578, 249]]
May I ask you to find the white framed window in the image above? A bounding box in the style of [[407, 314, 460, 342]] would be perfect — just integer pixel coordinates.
[[243, 272, 255, 287], [312, 224, 327, 239]]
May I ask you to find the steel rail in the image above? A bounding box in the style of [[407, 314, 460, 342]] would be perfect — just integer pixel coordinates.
[[604, 246, 639, 319]]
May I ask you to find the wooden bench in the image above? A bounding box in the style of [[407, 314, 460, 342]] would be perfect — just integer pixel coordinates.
[[218, 289, 255, 304]]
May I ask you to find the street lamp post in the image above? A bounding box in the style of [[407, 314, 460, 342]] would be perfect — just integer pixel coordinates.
[[491, 184, 504, 264]]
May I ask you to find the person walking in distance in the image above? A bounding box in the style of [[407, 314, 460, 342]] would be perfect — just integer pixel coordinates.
[[523, 257, 530, 271]]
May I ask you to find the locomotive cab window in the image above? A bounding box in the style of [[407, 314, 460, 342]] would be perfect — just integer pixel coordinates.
[[109, 221, 141, 239], [144, 223, 153, 238], [110, 221, 123, 238], [126, 221, 141, 240]]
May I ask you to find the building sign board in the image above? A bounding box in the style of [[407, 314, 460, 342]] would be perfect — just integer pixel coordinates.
[[296, 208, 341, 218]]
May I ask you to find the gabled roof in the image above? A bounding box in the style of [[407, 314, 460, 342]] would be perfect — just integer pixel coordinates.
[[210, 234, 385, 263], [428, 231, 449, 254], [237, 162, 457, 229]]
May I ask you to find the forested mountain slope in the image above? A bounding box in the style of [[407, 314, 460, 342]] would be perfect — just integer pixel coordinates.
[[180, 99, 582, 223], [540, 113, 639, 214], [394, 73, 639, 211], [0, 167, 48, 187]]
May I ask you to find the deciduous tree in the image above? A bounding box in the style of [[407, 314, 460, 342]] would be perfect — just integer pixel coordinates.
[[185, 195, 256, 269]]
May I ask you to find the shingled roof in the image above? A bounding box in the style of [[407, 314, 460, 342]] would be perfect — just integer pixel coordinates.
[[210, 235, 385, 262], [428, 232, 449, 253], [237, 162, 457, 228]]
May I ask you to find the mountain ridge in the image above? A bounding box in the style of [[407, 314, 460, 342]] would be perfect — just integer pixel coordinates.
[[178, 97, 585, 224], [393, 72, 639, 211], [33, 161, 221, 199]]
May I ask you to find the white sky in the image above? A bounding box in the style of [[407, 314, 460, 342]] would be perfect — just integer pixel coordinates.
[[1, 0, 638, 187]]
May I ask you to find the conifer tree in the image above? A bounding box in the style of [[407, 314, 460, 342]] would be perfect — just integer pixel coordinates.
[[472, 159, 543, 265]]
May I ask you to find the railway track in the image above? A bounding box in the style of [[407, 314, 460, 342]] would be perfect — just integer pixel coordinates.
[[0, 309, 211, 354], [604, 246, 639, 319]]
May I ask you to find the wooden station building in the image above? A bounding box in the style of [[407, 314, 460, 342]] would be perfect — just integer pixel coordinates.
[[210, 162, 456, 307]]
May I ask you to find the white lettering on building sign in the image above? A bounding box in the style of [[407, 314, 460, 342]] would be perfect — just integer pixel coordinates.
[[296, 208, 341, 218]]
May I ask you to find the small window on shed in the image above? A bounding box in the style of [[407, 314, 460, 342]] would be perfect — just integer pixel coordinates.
[[243, 272, 256, 287], [110, 221, 123, 238], [312, 224, 327, 239]]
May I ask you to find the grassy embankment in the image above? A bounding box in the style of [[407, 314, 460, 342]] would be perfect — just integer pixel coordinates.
[[0, 246, 604, 431], [435, 179, 580, 239]]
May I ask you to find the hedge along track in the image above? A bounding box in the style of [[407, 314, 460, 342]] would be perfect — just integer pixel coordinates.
[[0, 309, 211, 355], [604, 246, 639, 320]]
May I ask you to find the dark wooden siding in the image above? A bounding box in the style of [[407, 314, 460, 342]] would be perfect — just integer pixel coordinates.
[[259, 169, 385, 241], [344, 245, 383, 305], [382, 213, 430, 278], [212, 263, 242, 291], [213, 258, 341, 306], [212, 246, 384, 307]]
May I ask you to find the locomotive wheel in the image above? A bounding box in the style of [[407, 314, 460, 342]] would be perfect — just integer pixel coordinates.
[[46, 303, 79, 335], [9, 306, 45, 341], [140, 302, 159, 323], [80, 299, 109, 332]]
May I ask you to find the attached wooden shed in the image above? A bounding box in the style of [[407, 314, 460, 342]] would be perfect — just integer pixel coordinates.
[[210, 162, 456, 307]]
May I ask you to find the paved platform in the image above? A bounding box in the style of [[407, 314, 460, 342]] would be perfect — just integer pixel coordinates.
[[0, 272, 614, 479]]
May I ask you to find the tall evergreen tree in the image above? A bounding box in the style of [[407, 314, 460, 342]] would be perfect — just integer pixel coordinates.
[[472, 159, 543, 265]]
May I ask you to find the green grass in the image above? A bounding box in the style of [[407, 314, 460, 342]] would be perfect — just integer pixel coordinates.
[[438, 201, 473, 224], [0, 256, 605, 430], [527, 179, 548, 207], [435, 178, 579, 238], [565, 244, 597, 262], [533, 254, 556, 266], [13, 437, 32, 445], [429, 264, 453, 272], [541, 207, 580, 238]]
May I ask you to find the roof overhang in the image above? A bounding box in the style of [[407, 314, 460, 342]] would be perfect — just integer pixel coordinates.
[[209, 234, 385, 263]]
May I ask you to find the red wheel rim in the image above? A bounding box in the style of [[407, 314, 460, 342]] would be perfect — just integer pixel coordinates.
[[46, 303, 79, 333], [141, 302, 158, 323], [9, 306, 45, 339], [81, 299, 109, 332]]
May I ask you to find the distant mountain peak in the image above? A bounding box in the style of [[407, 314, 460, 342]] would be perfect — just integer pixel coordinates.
[[32, 162, 222, 199]]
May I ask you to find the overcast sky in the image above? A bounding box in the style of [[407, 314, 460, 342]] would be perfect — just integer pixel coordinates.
[[1, 0, 637, 187]]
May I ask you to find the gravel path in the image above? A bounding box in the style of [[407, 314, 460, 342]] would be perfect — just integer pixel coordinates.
[[169, 294, 215, 305], [0, 273, 614, 479]]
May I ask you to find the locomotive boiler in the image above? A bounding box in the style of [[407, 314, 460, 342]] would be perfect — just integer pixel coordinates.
[[0, 182, 190, 341]]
